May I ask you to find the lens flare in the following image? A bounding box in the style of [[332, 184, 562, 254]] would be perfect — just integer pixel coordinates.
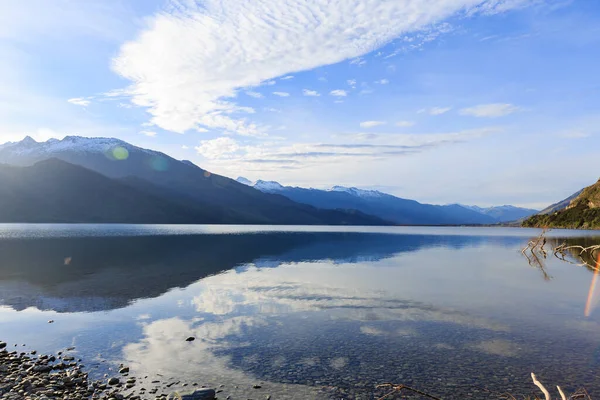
[[112, 146, 129, 160], [584, 253, 600, 317]]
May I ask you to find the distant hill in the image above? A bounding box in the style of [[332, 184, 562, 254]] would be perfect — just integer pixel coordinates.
[[237, 178, 499, 225], [523, 179, 600, 229], [460, 205, 538, 223], [0, 137, 389, 225], [537, 189, 584, 215]]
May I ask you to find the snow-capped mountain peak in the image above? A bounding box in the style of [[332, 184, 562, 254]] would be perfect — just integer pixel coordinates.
[[21, 136, 37, 145], [0, 136, 154, 158], [236, 177, 285, 192], [328, 185, 384, 198], [254, 180, 284, 192]]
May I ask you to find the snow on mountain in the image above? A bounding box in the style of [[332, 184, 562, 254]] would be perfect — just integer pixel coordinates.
[[236, 177, 285, 192], [0, 136, 152, 158], [329, 186, 385, 198], [253, 180, 285, 192], [237, 178, 383, 198]]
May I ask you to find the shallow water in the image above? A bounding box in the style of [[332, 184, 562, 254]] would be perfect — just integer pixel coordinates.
[[1, 225, 600, 399]]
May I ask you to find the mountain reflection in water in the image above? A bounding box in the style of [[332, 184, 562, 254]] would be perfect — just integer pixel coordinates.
[[1, 226, 600, 399]]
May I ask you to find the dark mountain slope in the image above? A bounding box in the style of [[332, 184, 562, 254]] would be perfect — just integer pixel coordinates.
[[0, 159, 219, 223]]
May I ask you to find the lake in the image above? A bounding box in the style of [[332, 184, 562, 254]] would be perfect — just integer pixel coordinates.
[[1, 225, 600, 399]]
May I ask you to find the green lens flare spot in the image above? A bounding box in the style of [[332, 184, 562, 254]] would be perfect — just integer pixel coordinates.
[[112, 146, 129, 160]]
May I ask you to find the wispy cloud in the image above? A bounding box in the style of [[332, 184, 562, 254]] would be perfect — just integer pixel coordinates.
[[67, 97, 91, 107], [195, 128, 499, 169], [246, 91, 264, 99], [110, 0, 527, 136], [139, 130, 157, 137], [360, 121, 386, 128], [347, 79, 357, 88], [330, 90, 348, 97], [429, 107, 452, 115], [302, 89, 320, 97], [350, 57, 367, 66], [396, 121, 415, 127], [459, 103, 520, 118], [280, 75, 294, 80], [375, 79, 389, 85], [273, 92, 290, 97]]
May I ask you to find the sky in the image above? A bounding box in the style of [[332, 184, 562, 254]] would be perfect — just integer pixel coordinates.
[[1, 0, 599, 209]]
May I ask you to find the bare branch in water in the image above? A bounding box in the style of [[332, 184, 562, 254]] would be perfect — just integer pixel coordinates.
[[521, 229, 552, 280]]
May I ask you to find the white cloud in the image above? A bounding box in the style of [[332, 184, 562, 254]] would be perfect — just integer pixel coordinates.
[[429, 107, 452, 115], [360, 121, 386, 128], [330, 90, 348, 97], [67, 97, 90, 107], [459, 103, 520, 118], [264, 80, 277, 86], [396, 121, 415, 127], [111, 0, 528, 136], [182, 145, 189, 149], [245, 91, 264, 99], [375, 79, 389, 85], [302, 89, 320, 97], [195, 137, 241, 159], [273, 92, 290, 97], [280, 75, 294, 80], [347, 79, 357, 88], [350, 57, 367, 66], [139, 130, 157, 137]]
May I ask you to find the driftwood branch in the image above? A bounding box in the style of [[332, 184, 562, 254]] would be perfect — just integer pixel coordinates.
[[531, 373, 550, 400], [557, 385, 567, 400]]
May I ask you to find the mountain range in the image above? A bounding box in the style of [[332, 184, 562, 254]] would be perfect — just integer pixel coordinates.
[[0, 137, 386, 225], [237, 178, 538, 225], [0, 136, 538, 225]]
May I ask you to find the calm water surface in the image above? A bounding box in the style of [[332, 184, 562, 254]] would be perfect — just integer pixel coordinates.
[[1, 225, 600, 399]]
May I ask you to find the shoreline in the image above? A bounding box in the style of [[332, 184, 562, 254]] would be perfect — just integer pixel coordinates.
[[0, 340, 218, 400]]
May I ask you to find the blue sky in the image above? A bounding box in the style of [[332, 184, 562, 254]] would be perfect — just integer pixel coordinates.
[[1, 0, 599, 208]]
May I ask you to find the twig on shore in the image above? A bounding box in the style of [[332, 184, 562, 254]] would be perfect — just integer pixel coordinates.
[[376, 383, 443, 400]]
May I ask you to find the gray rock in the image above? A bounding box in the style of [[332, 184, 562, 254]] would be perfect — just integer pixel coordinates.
[[119, 367, 130, 374], [108, 377, 120, 385], [178, 388, 216, 399], [0, 342, 6, 349]]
